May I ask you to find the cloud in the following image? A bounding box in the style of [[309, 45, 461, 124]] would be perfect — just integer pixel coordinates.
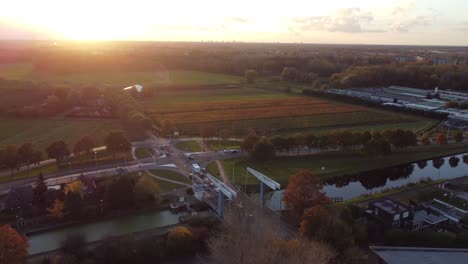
[[389, 15, 437, 33], [225, 16, 249, 24], [392, 1, 416, 16], [290, 8, 380, 33]]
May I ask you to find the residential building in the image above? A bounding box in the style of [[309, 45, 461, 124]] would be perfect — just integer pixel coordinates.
[[369, 246, 468, 264], [367, 199, 410, 228]]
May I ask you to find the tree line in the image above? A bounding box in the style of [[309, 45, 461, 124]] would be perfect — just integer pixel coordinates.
[[240, 129, 418, 161], [0, 131, 131, 177]]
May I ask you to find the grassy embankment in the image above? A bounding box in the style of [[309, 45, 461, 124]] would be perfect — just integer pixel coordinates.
[[208, 142, 468, 188]]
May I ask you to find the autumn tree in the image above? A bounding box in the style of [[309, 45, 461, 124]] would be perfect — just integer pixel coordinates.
[[47, 199, 65, 220], [18, 143, 42, 177], [244, 69, 258, 83], [435, 132, 448, 145], [166, 227, 194, 254], [283, 170, 329, 219], [105, 174, 135, 209], [0, 225, 28, 264], [420, 133, 431, 145], [73, 135, 96, 155], [46, 141, 70, 163], [64, 180, 84, 199], [453, 130, 464, 143]]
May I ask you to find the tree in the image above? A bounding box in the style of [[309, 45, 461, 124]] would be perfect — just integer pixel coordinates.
[[133, 175, 161, 205], [435, 132, 448, 145], [421, 133, 431, 145], [64, 192, 83, 219], [206, 200, 334, 264], [244, 69, 258, 83], [449, 156, 460, 168], [47, 199, 65, 220], [166, 227, 193, 254], [0, 225, 28, 264], [218, 129, 231, 142], [241, 134, 259, 153], [453, 130, 464, 143], [200, 125, 217, 141], [283, 170, 329, 219], [105, 131, 131, 160], [73, 135, 96, 155], [432, 158, 445, 170], [60, 234, 87, 260], [46, 141, 70, 163], [105, 175, 135, 209], [64, 181, 84, 199], [281, 67, 298, 81], [2, 145, 20, 177], [34, 172, 48, 208], [362, 138, 391, 156], [18, 143, 41, 177], [161, 119, 175, 136], [250, 140, 276, 162]]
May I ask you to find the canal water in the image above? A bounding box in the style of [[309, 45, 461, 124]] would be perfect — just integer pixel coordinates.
[[267, 153, 468, 211], [28, 209, 183, 255]]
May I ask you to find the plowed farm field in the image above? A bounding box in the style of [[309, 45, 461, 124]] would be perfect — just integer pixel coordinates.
[[142, 86, 435, 134]]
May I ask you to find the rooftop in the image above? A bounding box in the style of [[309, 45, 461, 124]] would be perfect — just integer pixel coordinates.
[[371, 246, 468, 264], [371, 199, 408, 214]]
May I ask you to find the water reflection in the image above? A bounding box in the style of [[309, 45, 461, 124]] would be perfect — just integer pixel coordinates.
[[449, 156, 460, 168], [267, 153, 468, 209]]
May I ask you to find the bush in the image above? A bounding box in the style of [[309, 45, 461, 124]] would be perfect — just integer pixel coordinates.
[[166, 227, 194, 255]]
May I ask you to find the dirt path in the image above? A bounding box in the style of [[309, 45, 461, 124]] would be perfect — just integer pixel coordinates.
[[145, 170, 191, 187], [198, 139, 231, 185]]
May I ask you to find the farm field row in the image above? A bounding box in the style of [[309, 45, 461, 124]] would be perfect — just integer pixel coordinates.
[[0, 117, 121, 153], [0, 63, 242, 86], [152, 103, 367, 125], [145, 97, 328, 113], [175, 110, 420, 134]]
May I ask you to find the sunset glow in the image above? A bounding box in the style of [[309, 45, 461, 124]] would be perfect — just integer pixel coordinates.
[[1, 0, 468, 45]]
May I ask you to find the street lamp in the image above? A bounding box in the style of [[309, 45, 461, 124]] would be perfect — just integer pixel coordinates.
[[93, 151, 97, 167]]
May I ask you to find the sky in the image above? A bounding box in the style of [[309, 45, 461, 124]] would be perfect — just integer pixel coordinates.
[[1, 0, 468, 45]]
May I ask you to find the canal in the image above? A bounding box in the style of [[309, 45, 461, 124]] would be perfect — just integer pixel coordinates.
[[28, 209, 183, 255], [267, 153, 468, 211]]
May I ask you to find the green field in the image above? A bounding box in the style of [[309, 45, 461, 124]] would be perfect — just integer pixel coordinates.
[[214, 142, 468, 187], [0, 117, 121, 153], [0, 63, 241, 86], [175, 140, 202, 152], [205, 140, 241, 151], [134, 147, 154, 159], [147, 169, 190, 192]]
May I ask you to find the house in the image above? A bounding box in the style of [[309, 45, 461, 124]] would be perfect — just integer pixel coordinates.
[[432, 57, 459, 65], [4, 185, 34, 211], [404, 208, 448, 231], [367, 199, 410, 228], [369, 246, 468, 264], [395, 56, 416, 63]]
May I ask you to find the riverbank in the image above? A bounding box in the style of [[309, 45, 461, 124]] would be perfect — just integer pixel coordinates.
[[209, 142, 468, 189]]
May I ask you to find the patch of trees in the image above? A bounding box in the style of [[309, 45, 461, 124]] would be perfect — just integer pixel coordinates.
[[0, 225, 28, 264], [0, 143, 41, 177], [240, 129, 417, 161], [302, 88, 449, 120], [330, 64, 468, 92], [105, 89, 154, 140]]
